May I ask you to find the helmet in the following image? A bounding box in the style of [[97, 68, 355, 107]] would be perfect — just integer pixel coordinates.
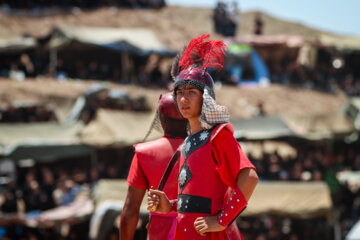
[[174, 67, 215, 99], [158, 92, 183, 120]]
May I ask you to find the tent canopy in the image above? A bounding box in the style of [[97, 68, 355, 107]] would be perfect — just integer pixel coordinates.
[[284, 112, 355, 140], [92, 179, 333, 219], [89, 180, 333, 240], [231, 33, 360, 51], [319, 33, 360, 50], [47, 26, 172, 55], [80, 109, 162, 147], [243, 181, 333, 219], [0, 122, 83, 148], [229, 35, 307, 48], [0, 122, 88, 161], [0, 34, 36, 53], [231, 116, 296, 140]]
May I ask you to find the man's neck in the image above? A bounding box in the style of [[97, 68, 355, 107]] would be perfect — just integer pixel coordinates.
[[188, 118, 203, 135]]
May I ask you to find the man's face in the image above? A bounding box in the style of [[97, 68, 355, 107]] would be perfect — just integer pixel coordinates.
[[175, 84, 203, 120]]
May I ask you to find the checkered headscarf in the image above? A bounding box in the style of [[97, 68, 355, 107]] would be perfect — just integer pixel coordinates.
[[200, 87, 230, 129]]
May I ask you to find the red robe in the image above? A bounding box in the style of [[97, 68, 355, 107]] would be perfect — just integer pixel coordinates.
[[127, 135, 185, 240], [175, 123, 255, 240]]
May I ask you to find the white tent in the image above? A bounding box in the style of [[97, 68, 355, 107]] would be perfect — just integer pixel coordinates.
[[0, 34, 36, 53], [80, 109, 161, 147], [47, 26, 170, 54], [0, 122, 90, 162]]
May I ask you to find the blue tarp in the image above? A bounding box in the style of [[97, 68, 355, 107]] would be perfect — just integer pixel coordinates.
[[226, 43, 270, 86]]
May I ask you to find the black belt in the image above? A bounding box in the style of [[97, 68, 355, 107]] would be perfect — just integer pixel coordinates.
[[177, 194, 211, 214]]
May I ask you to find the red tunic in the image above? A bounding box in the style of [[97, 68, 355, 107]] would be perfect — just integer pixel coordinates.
[[175, 123, 255, 240], [127, 135, 185, 240]]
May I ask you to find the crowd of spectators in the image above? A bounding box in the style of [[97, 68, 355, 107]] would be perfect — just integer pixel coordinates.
[[54, 59, 169, 87], [242, 139, 360, 240], [5, 52, 360, 99], [0, 152, 132, 239], [0, 103, 57, 123], [240, 217, 334, 240], [215, 54, 360, 97], [2, 47, 360, 98], [0, 54, 170, 88], [0, 132, 359, 239], [0, 54, 39, 81], [0, 95, 150, 124], [268, 58, 360, 97]]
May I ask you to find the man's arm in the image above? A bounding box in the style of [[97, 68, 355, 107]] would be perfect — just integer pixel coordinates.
[[236, 168, 258, 201], [194, 168, 258, 235], [120, 186, 146, 240]]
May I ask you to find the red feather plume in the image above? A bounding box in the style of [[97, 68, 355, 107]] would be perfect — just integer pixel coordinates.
[[178, 34, 226, 71]]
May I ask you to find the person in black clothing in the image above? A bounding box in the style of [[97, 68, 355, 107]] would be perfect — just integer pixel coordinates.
[[0, 180, 21, 214], [254, 13, 264, 35]]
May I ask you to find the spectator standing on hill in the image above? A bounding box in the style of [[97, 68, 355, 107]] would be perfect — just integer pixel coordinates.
[[254, 13, 264, 35]]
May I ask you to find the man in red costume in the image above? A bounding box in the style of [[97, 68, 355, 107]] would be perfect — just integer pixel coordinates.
[[148, 35, 259, 239], [120, 92, 188, 240]]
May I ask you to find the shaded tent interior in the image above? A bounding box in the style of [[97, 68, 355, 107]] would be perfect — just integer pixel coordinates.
[[0, 34, 38, 78], [38, 26, 176, 82]]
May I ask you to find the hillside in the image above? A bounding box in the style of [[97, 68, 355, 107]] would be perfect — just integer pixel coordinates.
[[0, 78, 347, 120], [0, 6, 351, 50]]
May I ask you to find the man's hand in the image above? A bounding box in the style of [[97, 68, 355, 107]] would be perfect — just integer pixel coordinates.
[[147, 188, 172, 214], [193, 216, 226, 236]]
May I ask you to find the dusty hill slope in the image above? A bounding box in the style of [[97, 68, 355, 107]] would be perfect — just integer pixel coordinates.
[[0, 78, 347, 119], [0, 6, 351, 50]]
